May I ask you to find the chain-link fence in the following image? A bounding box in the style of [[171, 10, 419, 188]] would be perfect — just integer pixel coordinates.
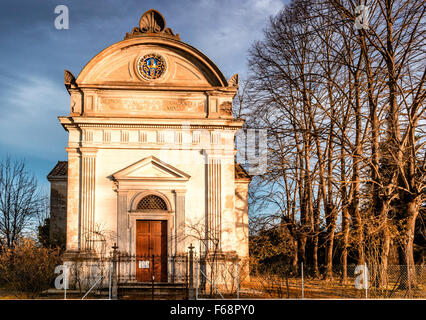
[[245, 264, 426, 299], [195, 254, 247, 299], [50, 251, 425, 299]]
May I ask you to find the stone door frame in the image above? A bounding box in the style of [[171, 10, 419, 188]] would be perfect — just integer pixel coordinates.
[[128, 189, 175, 258]]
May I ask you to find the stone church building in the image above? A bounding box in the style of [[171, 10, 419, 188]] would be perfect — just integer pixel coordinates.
[[48, 9, 250, 282]]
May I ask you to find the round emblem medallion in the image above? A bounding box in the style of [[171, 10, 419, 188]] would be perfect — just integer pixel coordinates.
[[137, 54, 166, 80]]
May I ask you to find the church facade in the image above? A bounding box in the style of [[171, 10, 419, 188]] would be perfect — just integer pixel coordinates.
[[49, 9, 250, 282]]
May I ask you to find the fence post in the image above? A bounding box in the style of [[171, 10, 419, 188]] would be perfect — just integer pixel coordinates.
[[301, 262, 304, 299], [195, 256, 199, 300], [111, 243, 118, 300], [237, 259, 240, 299], [108, 260, 112, 300], [364, 262, 368, 299], [188, 243, 195, 300], [407, 264, 412, 298], [64, 263, 68, 300]]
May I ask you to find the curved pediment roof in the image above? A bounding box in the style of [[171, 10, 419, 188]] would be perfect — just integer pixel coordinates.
[[75, 10, 228, 89]]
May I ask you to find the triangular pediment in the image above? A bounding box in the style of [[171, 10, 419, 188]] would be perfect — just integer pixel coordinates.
[[112, 156, 190, 181]]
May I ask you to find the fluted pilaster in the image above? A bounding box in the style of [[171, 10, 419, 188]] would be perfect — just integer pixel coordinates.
[[205, 152, 222, 251], [80, 147, 97, 251]]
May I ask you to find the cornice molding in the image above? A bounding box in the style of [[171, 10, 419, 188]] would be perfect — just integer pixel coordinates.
[[59, 116, 244, 131]]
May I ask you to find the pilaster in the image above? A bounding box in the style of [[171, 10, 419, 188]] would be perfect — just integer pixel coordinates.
[[79, 147, 97, 251], [174, 189, 186, 254], [204, 150, 222, 251], [117, 190, 129, 254], [65, 147, 80, 252]]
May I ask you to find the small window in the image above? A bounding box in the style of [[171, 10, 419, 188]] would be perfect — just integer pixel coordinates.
[[137, 195, 168, 211]]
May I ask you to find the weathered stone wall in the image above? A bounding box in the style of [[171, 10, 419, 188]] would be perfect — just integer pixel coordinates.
[[234, 181, 250, 259], [49, 179, 67, 246]]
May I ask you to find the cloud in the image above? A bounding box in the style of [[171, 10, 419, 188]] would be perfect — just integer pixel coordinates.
[[166, 0, 286, 79], [0, 0, 288, 179], [0, 75, 68, 160]]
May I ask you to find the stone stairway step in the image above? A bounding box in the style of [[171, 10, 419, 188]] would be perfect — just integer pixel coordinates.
[[117, 282, 188, 299]]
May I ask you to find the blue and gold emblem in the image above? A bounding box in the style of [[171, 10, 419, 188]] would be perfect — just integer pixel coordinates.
[[137, 53, 166, 80]]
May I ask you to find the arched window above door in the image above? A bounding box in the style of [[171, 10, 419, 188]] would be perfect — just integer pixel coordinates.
[[136, 194, 168, 211]]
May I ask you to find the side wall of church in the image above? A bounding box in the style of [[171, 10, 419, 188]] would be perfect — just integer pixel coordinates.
[[49, 179, 67, 245]]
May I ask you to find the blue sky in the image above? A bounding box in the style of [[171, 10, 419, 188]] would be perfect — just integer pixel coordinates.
[[0, 0, 287, 190]]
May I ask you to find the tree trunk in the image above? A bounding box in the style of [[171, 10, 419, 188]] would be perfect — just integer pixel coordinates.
[[380, 225, 391, 288], [341, 205, 350, 283], [399, 199, 419, 290], [298, 237, 307, 275], [312, 200, 320, 278], [337, 141, 348, 282], [379, 201, 391, 288], [325, 206, 337, 280], [292, 239, 299, 274]]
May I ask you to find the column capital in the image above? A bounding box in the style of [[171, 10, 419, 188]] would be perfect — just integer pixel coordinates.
[[203, 149, 223, 158], [173, 189, 187, 195], [65, 147, 80, 155], [203, 149, 234, 164], [116, 189, 129, 196], [205, 90, 221, 96], [79, 147, 98, 157]]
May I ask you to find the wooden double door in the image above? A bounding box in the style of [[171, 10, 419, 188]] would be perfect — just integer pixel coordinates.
[[136, 220, 167, 282]]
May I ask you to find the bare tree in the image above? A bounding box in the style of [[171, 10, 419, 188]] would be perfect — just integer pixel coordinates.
[[0, 157, 44, 248], [243, 0, 425, 290], [329, 0, 425, 290]]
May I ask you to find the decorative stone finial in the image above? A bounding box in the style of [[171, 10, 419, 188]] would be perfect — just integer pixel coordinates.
[[228, 73, 239, 88], [139, 9, 165, 33], [64, 69, 76, 89], [125, 9, 180, 40]]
